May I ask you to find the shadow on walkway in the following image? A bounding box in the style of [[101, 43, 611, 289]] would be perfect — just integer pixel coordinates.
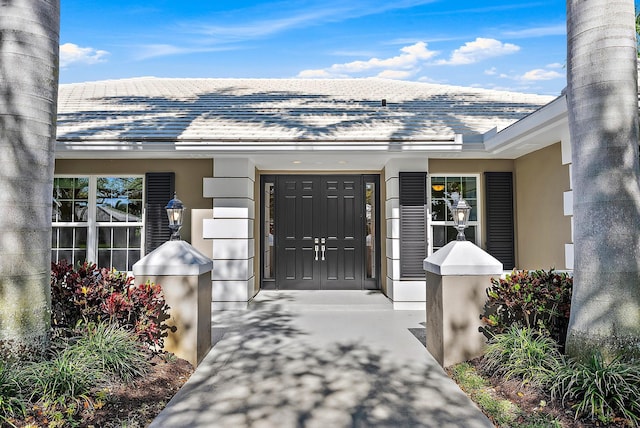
[[150, 292, 492, 428]]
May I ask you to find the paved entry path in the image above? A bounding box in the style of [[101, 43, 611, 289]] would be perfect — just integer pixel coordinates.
[[150, 291, 493, 428]]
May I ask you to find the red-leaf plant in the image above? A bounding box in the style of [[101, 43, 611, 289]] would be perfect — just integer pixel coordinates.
[[51, 260, 171, 348]]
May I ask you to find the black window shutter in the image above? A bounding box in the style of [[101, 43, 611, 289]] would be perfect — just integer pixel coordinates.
[[485, 172, 514, 269], [400, 172, 428, 278], [145, 172, 175, 254]]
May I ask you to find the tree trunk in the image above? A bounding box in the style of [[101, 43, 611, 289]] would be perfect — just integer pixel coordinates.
[[0, 0, 60, 357], [566, 0, 640, 360]]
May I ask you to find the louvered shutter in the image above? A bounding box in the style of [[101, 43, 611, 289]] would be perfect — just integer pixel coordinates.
[[485, 172, 514, 269], [145, 172, 175, 253], [400, 172, 428, 278]]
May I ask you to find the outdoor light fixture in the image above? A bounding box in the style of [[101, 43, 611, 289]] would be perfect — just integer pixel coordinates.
[[451, 198, 471, 241], [165, 193, 185, 241]]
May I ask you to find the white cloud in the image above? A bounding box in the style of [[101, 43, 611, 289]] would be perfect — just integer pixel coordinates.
[[487, 64, 564, 83], [297, 69, 343, 78], [60, 43, 109, 67], [376, 69, 414, 79], [297, 41, 437, 79], [437, 38, 519, 65], [521, 68, 564, 81]]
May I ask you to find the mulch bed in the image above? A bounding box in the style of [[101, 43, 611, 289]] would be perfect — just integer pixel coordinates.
[[10, 354, 193, 427], [461, 357, 631, 428]]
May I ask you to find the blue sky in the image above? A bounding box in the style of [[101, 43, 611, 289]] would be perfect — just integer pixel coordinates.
[[60, 1, 567, 95]]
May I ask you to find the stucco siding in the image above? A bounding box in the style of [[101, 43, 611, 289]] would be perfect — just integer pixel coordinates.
[[514, 143, 571, 269], [54, 158, 213, 243]]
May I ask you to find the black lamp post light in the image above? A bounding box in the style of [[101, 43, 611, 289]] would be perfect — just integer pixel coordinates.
[[165, 193, 185, 241]]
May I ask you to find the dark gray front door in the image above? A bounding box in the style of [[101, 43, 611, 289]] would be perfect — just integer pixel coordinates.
[[276, 175, 364, 290]]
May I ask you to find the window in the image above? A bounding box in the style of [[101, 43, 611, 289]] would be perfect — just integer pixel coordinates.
[[52, 176, 144, 271], [429, 175, 480, 253]]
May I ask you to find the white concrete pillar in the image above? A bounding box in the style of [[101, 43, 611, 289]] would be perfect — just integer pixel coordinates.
[[133, 240, 213, 367], [203, 158, 256, 308], [384, 158, 428, 310], [424, 241, 502, 367], [561, 131, 574, 270]]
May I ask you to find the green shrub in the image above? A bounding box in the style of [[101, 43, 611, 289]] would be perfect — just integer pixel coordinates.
[[550, 353, 640, 425], [482, 326, 564, 388], [0, 360, 25, 425], [68, 322, 150, 383], [51, 260, 171, 348], [21, 350, 99, 402], [481, 269, 572, 348]]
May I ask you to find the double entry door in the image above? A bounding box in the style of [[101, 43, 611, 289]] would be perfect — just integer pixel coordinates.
[[274, 175, 371, 290]]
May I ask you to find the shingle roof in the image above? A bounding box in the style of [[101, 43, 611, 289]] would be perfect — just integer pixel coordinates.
[[56, 78, 555, 146]]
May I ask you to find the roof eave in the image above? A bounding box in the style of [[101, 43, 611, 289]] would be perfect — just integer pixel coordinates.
[[483, 95, 568, 158]]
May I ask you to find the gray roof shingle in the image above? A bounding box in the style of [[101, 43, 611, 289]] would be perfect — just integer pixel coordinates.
[[56, 78, 555, 146]]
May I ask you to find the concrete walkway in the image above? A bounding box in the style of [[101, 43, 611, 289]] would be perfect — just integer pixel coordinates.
[[150, 291, 493, 428]]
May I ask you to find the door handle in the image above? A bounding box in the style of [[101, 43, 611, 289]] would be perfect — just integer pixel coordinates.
[[314, 238, 319, 261], [321, 238, 326, 261]]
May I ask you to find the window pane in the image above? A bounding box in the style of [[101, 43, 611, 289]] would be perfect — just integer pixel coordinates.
[[446, 178, 462, 196], [113, 228, 128, 248], [128, 227, 141, 247], [365, 181, 376, 279], [129, 201, 143, 219], [111, 250, 127, 271], [433, 226, 446, 248], [430, 177, 445, 198], [264, 182, 275, 280], [58, 201, 73, 222], [96, 177, 143, 223], [57, 250, 73, 264], [74, 250, 87, 264], [128, 250, 141, 268], [462, 177, 477, 199], [98, 250, 110, 268], [98, 227, 112, 248], [75, 178, 89, 199], [75, 203, 89, 222], [97, 226, 142, 271], [59, 227, 73, 247], [74, 228, 87, 248], [431, 199, 447, 221], [468, 199, 478, 222], [53, 177, 89, 222]]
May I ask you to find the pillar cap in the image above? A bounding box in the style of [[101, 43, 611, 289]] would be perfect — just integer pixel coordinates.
[[133, 240, 213, 276], [424, 241, 503, 276]]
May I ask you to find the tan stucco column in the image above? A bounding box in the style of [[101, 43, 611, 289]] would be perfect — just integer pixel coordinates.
[[133, 240, 213, 367], [423, 241, 502, 367]]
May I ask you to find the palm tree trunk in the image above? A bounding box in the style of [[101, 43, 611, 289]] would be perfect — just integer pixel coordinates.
[[565, 0, 640, 359], [0, 0, 60, 357]]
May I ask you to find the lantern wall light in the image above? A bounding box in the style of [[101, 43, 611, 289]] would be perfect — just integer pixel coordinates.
[[165, 193, 185, 241], [451, 198, 471, 241]]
